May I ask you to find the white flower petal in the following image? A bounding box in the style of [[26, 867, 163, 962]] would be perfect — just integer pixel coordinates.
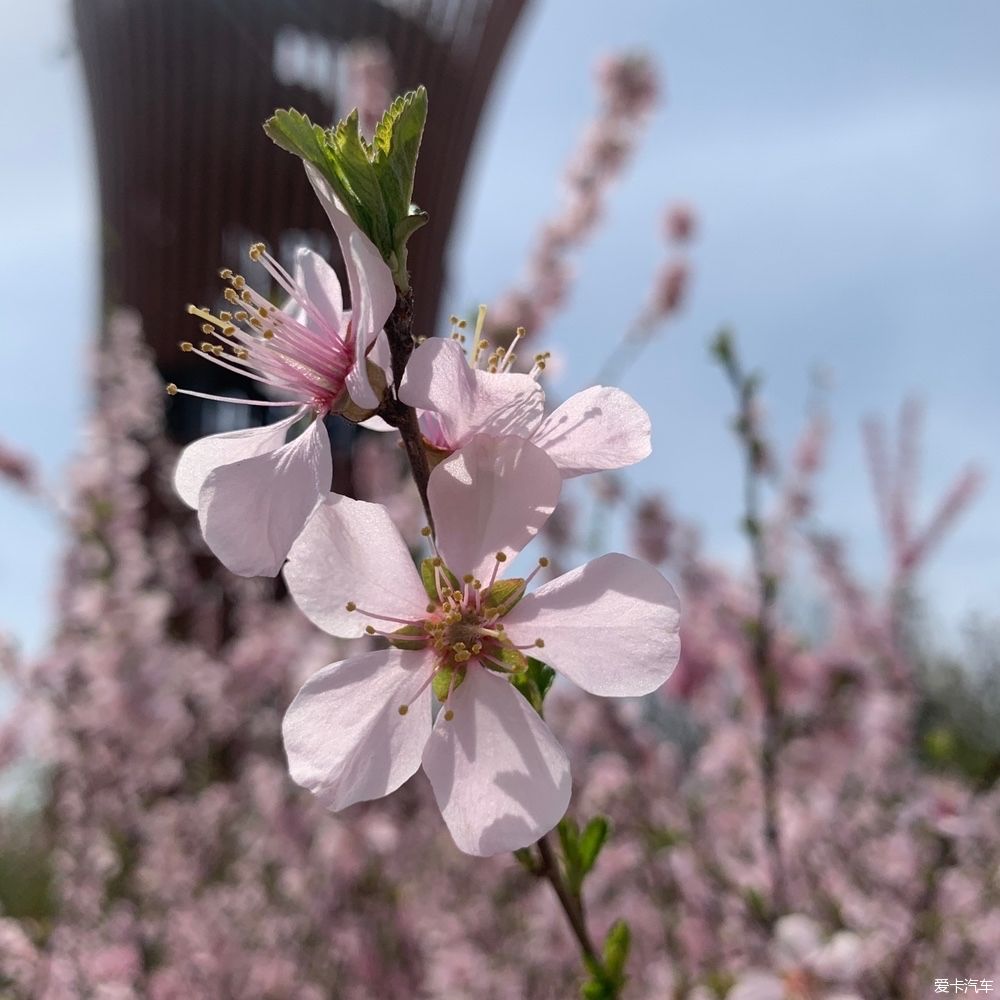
[[530, 386, 651, 478], [428, 435, 561, 580], [283, 648, 433, 811], [173, 410, 302, 509], [293, 247, 343, 329], [400, 338, 545, 448], [421, 666, 571, 856], [504, 553, 680, 697], [305, 164, 396, 409], [198, 417, 331, 577], [284, 493, 427, 638]]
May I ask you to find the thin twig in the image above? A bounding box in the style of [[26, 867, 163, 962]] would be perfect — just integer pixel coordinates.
[[535, 833, 601, 969], [714, 332, 788, 918]]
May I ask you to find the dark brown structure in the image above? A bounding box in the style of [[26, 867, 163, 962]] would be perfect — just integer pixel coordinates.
[[73, 0, 529, 442]]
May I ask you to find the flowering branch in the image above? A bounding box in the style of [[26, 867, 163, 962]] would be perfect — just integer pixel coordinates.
[[712, 328, 788, 918]]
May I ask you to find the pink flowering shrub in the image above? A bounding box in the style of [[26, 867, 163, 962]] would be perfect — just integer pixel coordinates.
[[1, 54, 997, 1000]]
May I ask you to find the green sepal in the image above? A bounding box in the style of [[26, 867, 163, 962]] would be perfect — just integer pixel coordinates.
[[432, 665, 466, 702], [386, 624, 428, 652], [420, 558, 459, 603], [492, 645, 529, 675], [482, 578, 526, 617]]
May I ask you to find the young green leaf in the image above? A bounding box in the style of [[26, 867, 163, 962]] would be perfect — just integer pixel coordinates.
[[578, 816, 610, 876]]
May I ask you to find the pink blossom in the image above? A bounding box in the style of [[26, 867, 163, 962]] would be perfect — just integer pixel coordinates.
[[398, 336, 652, 479], [171, 186, 396, 577], [281, 435, 680, 854]]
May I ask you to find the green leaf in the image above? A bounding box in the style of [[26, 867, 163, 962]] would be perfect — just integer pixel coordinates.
[[527, 656, 556, 701], [558, 817, 581, 879], [578, 816, 610, 876], [262, 108, 330, 171], [602, 920, 631, 982], [420, 557, 459, 603], [511, 657, 556, 714], [482, 578, 526, 617], [264, 88, 428, 289], [371, 87, 427, 230]]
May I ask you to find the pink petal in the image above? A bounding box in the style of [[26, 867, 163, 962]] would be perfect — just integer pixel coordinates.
[[198, 417, 331, 577], [305, 165, 396, 409], [283, 648, 433, 811], [293, 247, 343, 329], [530, 386, 651, 478], [727, 973, 785, 1000], [399, 338, 544, 448], [284, 494, 428, 638], [504, 553, 681, 697], [421, 666, 571, 856], [173, 410, 303, 509], [428, 435, 561, 580]]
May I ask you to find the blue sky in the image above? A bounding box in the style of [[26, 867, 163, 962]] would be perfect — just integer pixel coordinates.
[[2, 1, 998, 652]]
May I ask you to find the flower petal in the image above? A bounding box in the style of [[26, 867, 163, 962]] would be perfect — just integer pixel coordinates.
[[173, 410, 303, 509], [283, 648, 433, 812], [530, 386, 651, 478], [198, 417, 331, 577], [305, 164, 396, 409], [400, 338, 544, 448], [429, 435, 561, 580], [504, 553, 680, 697], [421, 666, 571, 856], [293, 246, 343, 329], [284, 493, 427, 638]]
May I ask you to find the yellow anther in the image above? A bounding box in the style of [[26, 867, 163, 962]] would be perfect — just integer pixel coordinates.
[[463, 574, 474, 584], [234, 310, 248, 322], [515, 326, 526, 336], [420, 526, 432, 537], [249, 242, 265, 261], [534, 638, 545, 648], [495, 552, 507, 563], [232, 275, 246, 290], [222, 325, 236, 337], [241, 290, 253, 303], [262, 329, 274, 340], [458, 319, 467, 329], [250, 318, 263, 330], [180, 341, 194, 352], [165, 383, 178, 395], [219, 311, 232, 322], [444, 709, 455, 721], [219, 267, 234, 280], [365, 626, 376, 635], [345, 602, 357, 612], [426, 603, 437, 613], [200, 342, 213, 352], [235, 348, 249, 359], [224, 288, 239, 304], [538, 557, 550, 568], [398, 705, 409, 716]]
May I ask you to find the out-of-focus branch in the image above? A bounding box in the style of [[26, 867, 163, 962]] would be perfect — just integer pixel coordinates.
[[712, 329, 788, 919]]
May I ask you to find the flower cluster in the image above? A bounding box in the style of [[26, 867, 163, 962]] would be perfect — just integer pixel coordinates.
[[167, 160, 680, 856]]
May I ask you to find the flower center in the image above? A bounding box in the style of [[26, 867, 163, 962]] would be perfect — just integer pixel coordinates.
[[345, 550, 550, 722]]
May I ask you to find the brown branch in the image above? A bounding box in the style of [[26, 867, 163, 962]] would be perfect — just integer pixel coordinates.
[[377, 286, 435, 534]]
